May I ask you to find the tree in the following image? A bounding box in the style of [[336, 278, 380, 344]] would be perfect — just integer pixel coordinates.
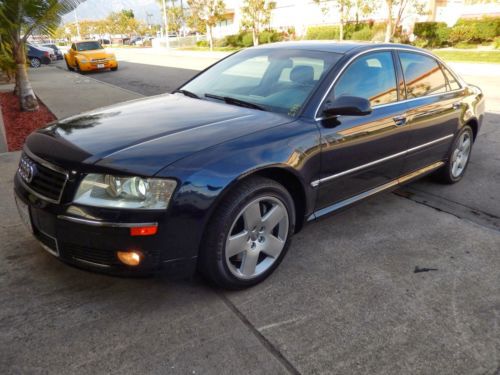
[[187, 0, 226, 50], [106, 9, 141, 37], [156, 0, 185, 35], [384, 0, 427, 42], [314, 0, 353, 41], [241, 0, 275, 46], [0, 0, 80, 111]]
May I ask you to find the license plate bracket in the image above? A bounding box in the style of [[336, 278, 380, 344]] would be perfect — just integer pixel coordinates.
[[97, 63, 104, 69]]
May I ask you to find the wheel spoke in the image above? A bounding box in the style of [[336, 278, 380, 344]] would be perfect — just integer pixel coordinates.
[[462, 139, 471, 154], [226, 231, 249, 258], [240, 250, 259, 276], [261, 204, 285, 232], [262, 235, 284, 258], [452, 161, 459, 176], [243, 202, 262, 230]]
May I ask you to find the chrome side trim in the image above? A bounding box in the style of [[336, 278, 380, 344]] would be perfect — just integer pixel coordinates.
[[314, 46, 465, 120], [73, 257, 111, 268], [308, 160, 445, 221], [310, 134, 453, 187], [58, 215, 158, 228]]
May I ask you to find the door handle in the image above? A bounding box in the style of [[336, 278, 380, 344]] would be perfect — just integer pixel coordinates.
[[393, 115, 407, 126]]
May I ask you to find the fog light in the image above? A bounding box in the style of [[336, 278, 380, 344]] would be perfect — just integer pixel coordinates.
[[117, 250, 142, 266]]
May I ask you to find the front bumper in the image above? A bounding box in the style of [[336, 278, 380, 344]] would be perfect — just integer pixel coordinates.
[[79, 59, 118, 71], [14, 170, 196, 278]]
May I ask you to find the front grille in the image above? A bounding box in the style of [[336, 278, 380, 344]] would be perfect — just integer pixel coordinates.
[[91, 58, 107, 63], [18, 153, 68, 203]]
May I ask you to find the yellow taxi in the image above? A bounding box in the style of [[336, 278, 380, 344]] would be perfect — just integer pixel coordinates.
[[65, 40, 118, 72]]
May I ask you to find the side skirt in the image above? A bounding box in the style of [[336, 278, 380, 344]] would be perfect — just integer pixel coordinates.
[[307, 161, 445, 222]]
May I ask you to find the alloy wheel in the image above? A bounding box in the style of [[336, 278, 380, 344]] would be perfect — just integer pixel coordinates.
[[451, 131, 472, 178], [30, 58, 41, 68], [225, 196, 289, 280]]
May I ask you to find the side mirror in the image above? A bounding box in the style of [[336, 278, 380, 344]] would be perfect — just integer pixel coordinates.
[[322, 96, 372, 118]]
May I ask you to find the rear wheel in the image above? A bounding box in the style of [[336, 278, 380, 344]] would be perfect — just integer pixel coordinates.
[[110, 66, 118, 71], [30, 58, 41, 68], [434, 125, 474, 184], [199, 176, 295, 289]]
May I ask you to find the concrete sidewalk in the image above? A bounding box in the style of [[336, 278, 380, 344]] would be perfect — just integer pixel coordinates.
[[28, 66, 142, 119]]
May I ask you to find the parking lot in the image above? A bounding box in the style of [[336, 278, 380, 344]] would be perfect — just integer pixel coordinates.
[[1, 54, 499, 374]]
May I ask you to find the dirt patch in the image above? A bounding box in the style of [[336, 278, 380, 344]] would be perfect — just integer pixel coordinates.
[[0, 92, 56, 151]]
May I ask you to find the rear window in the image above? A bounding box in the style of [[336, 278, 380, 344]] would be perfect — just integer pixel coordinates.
[[399, 52, 447, 98]]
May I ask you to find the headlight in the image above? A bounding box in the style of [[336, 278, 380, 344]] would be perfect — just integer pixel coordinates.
[[74, 174, 177, 209]]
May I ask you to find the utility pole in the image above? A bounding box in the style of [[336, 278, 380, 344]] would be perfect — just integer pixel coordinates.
[[74, 8, 81, 40], [162, 0, 170, 49]]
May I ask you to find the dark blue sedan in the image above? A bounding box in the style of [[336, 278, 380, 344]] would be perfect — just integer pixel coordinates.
[[14, 42, 484, 289]]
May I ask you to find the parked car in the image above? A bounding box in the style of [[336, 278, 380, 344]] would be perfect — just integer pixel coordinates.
[[14, 42, 484, 289], [64, 40, 118, 72], [42, 43, 64, 60], [26, 44, 53, 68]]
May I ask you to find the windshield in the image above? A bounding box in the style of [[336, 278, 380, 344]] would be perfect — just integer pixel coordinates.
[[76, 41, 103, 51], [181, 48, 341, 116]]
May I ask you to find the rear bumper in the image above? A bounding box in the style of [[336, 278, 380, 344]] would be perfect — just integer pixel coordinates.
[[13, 173, 196, 278]]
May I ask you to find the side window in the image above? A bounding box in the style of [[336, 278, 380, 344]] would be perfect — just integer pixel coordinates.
[[332, 52, 398, 107], [71, 43, 76, 51], [399, 52, 447, 98], [441, 65, 461, 91]]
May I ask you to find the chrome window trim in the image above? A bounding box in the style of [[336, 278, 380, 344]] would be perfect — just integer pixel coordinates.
[[310, 134, 453, 187], [21, 148, 69, 204], [58, 215, 158, 228], [314, 46, 465, 121]]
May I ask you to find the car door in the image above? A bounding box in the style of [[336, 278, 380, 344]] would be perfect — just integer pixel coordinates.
[[397, 51, 465, 174], [314, 50, 411, 212]]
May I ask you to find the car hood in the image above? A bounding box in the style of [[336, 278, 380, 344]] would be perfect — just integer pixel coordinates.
[[26, 94, 291, 175]]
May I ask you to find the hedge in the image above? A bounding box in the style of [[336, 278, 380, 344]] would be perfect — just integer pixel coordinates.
[[305, 25, 339, 40], [220, 30, 285, 48]]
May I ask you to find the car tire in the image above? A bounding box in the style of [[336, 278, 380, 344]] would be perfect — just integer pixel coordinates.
[[434, 125, 474, 184], [65, 58, 74, 71], [198, 176, 295, 289], [75, 60, 84, 74], [30, 58, 41, 68], [111, 66, 118, 71]]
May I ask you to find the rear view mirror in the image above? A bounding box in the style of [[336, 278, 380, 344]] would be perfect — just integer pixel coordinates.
[[322, 96, 372, 118]]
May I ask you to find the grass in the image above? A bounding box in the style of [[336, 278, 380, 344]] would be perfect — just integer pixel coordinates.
[[433, 49, 500, 63]]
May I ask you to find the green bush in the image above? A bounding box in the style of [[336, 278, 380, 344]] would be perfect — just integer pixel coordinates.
[[350, 27, 373, 41], [456, 16, 500, 42], [196, 40, 209, 47], [454, 41, 477, 49], [305, 25, 339, 40], [241, 32, 254, 47], [414, 21, 448, 47], [449, 24, 476, 45], [493, 36, 500, 49], [258, 30, 285, 44]]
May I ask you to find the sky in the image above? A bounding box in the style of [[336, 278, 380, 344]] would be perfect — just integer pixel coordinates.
[[63, 0, 164, 25]]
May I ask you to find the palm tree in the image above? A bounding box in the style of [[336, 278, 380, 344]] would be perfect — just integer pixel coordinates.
[[0, 0, 80, 111]]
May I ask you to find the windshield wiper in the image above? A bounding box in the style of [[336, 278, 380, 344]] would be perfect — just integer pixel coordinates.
[[205, 93, 265, 111], [173, 89, 200, 99]]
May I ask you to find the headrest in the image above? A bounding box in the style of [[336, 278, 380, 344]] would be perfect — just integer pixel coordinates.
[[290, 65, 314, 84]]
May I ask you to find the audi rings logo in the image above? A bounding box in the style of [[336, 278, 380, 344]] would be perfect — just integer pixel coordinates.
[[18, 156, 37, 184]]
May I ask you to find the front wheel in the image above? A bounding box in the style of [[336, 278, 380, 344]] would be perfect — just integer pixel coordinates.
[[65, 57, 73, 71], [434, 125, 474, 184], [110, 66, 118, 71], [199, 176, 295, 289]]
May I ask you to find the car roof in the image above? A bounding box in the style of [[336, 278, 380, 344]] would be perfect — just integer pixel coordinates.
[[253, 41, 423, 54]]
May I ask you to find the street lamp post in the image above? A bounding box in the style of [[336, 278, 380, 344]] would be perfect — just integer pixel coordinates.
[[162, 0, 170, 49]]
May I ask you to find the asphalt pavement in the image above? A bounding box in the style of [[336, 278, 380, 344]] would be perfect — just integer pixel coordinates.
[[1, 52, 499, 374]]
